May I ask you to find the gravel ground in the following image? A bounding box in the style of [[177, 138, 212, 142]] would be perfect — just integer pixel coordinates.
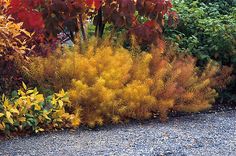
[[0, 110, 236, 156]]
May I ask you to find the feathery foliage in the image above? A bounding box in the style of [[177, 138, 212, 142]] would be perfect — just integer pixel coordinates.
[[22, 39, 231, 126]]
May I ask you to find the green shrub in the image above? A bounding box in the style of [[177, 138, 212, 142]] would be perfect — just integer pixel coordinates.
[[165, 0, 236, 67], [165, 0, 236, 103]]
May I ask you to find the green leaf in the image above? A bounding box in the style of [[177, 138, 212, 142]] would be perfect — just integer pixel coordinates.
[[11, 90, 18, 98], [26, 114, 34, 118]]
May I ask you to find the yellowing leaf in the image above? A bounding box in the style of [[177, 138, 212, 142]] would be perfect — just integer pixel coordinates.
[[43, 113, 51, 120], [61, 113, 70, 119], [0, 123, 5, 130], [3, 99, 10, 107], [6, 111, 11, 119], [19, 117, 26, 122], [38, 128, 44, 132], [58, 100, 63, 108], [36, 94, 44, 102], [1, 94, 5, 101], [35, 128, 44, 133], [26, 89, 34, 95], [34, 104, 41, 111], [71, 118, 80, 127], [6, 111, 14, 124], [22, 82, 27, 90], [51, 97, 57, 105], [18, 89, 26, 96], [56, 89, 65, 98], [20, 29, 32, 38], [10, 108, 19, 114], [0, 113, 4, 118]]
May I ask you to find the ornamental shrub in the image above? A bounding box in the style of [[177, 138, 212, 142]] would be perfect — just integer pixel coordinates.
[[5, 0, 176, 49], [22, 39, 231, 126], [0, 83, 80, 135], [165, 0, 236, 66], [150, 46, 232, 121], [0, 3, 33, 94], [165, 0, 236, 104]]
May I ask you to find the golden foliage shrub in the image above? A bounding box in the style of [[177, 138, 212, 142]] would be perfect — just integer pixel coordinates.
[[150, 48, 217, 121], [0, 8, 32, 59], [23, 39, 231, 126], [0, 83, 80, 135], [0, 5, 33, 93]]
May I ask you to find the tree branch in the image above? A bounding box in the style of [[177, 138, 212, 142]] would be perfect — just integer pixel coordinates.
[[79, 14, 87, 41]]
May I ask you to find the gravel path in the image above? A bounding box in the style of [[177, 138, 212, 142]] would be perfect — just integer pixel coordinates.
[[1, 110, 236, 156]]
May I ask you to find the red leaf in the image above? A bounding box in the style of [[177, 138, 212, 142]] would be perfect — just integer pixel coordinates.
[[8, 0, 45, 31], [144, 20, 155, 27], [86, 0, 102, 9]]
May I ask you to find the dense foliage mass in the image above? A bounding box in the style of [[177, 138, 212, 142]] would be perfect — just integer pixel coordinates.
[[0, 83, 80, 135], [22, 40, 231, 126], [0, 3, 33, 94], [5, 0, 176, 47], [166, 0, 236, 66], [0, 0, 234, 137], [165, 0, 236, 103]]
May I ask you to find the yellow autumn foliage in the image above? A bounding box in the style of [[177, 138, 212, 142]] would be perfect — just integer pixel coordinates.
[[0, 7, 32, 59], [23, 39, 231, 126], [0, 83, 80, 134], [0, 4, 33, 94]]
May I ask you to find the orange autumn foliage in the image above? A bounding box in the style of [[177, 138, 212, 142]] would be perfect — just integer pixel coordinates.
[[23, 39, 232, 126]]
